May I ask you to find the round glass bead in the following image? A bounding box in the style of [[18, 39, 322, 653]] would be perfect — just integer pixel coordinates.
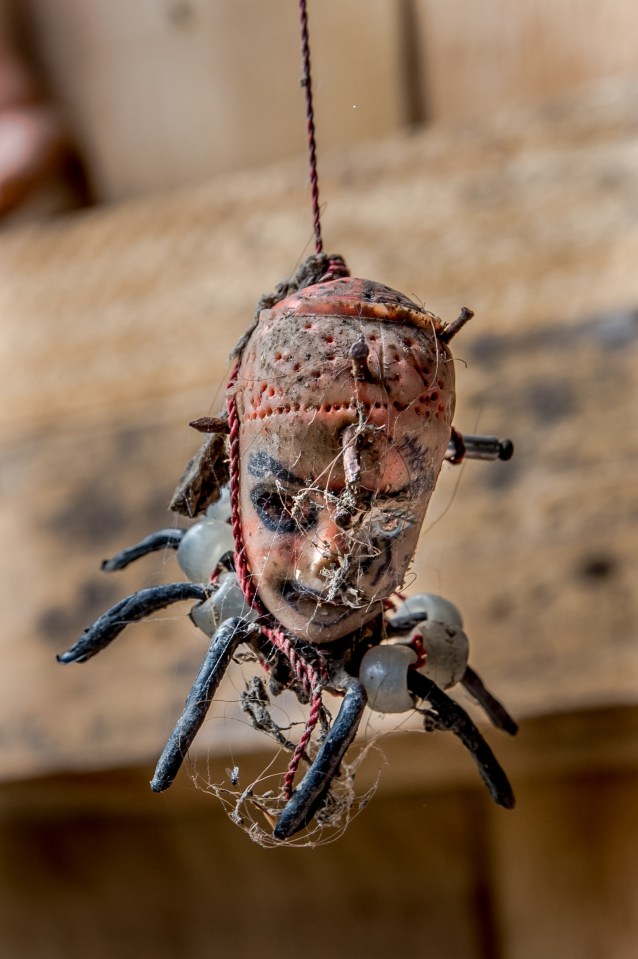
[[394, 593, 463, 628], [360, 643, 417, 714], [190, 573, 257, 636], [177, 519, 235, 582], [413, 620, 469, 689], [206, 486, 231, 522]]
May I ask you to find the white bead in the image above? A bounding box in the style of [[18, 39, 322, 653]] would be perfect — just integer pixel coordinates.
[[360, 644, 417, 714], [395, 593, 464, 628], [190, 573, 257, 636], [206, 486, 231, 522], [413, 620, 469, 689], [177, 519, 235, 582]]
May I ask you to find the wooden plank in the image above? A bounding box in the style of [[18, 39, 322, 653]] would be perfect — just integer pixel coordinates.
[[415, 0, 638, 121], [25, 0, 404, 200], [2, 706, 635, 818], [490, 770, 638, 959], [1, 707, 635, 958], [4, 78, 638, 435], [0, 783, 488, 959], [1, 80, 637, 779]]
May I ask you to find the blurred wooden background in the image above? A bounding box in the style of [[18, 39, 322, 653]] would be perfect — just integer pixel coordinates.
[[16, 0, 638, 200], [1, 2, 638, 958]]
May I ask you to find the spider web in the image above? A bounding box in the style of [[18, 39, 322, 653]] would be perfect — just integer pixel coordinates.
[[188, 716, 385, 849]]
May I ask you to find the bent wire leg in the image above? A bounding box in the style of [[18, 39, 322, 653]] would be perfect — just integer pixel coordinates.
[[57, 583, 208, 664], [101, 529, 185, 572], [461, 665, 518, 735], [407, 670, 515, 809], [151, 617, 257, 792], [274, 674, 367, 841]]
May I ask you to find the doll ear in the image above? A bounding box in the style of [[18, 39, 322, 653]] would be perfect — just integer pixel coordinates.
[[170, 433, 230, 517]]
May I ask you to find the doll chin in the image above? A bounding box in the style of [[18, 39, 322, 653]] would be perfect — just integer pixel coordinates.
[[262, 591, 380, 644]]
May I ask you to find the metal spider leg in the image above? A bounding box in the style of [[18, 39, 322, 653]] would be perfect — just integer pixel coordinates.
[[101, 529, 185, 571], [57, 583, 208, 664], [273, 674, 367, 840], [461, 665, 519, 735], [151, 617, 258, 792], [407, 670, 515, 809]]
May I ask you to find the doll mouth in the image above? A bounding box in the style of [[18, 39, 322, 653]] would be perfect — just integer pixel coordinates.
[[281, 581, 354, 625]]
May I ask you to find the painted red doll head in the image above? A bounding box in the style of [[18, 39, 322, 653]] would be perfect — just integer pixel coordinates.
[[231, 276, 455, 643]]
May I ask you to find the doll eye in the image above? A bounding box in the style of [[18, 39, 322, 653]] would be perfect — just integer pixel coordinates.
[[367, 507, 416, 541], [251, 484, 317, 534]]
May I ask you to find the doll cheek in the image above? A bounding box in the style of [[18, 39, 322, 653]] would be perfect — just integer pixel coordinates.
[[240, 513, 260, 545], [366, 528, 420, 590], [248, 532, 300, 579], [243, 512, 288, 560]]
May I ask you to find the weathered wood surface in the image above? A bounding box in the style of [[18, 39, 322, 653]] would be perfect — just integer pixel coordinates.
[[1, 79, 637, 780], [491, 765, 638, 959], [22, 1, 638, 202], [417, 0, 638, 122], [1, 711, 636, 959], [26, 0, 406, 200], [0, 781, 494, 959]]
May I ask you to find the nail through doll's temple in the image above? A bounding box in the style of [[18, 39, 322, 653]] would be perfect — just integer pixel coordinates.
[[59, 255, 517, 844]]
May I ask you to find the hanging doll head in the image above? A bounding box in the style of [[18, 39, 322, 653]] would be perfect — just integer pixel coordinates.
[[176, 268, 459, 645], [233, 277, 455, 643], [62, 259, 517, 842]]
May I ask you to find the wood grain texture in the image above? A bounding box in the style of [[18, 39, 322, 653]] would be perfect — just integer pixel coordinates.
[[0, 782, 493, 959], [490, 769, 638, 959], [1, 79, 637, 780], [416, 0, 638, 121], [1, 708, 636, 959], [25, 0, 405, 200]]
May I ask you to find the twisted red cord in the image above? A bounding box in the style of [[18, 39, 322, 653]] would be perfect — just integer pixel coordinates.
[[227, 357, 328, 799], [227, 358, 263, 614], [262, 623, 327, 799], [299, 0, 323, 255], [283, 682, 323, 797]]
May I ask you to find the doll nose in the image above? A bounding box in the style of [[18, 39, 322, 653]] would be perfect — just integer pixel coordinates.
[[308, 518, 345, 581]]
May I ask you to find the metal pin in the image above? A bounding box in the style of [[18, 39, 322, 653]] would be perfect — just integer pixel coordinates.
[[445, 432, 514, 463], [350, 339, 375, 382], [440, 307, 474, 343]]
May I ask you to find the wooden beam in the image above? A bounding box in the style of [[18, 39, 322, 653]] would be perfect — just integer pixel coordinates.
[[1, 79, 637, 779]]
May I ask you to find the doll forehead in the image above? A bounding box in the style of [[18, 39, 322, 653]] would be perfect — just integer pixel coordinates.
[[236, 312, 455, 428], [241, 310, 442, 375]]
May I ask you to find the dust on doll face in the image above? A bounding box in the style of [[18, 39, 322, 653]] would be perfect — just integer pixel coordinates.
[[235, 278, 456, 644]]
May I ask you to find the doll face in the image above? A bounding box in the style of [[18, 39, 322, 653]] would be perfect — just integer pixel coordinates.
[[235, 278, 456, 644], [239, 414, 451, 643]]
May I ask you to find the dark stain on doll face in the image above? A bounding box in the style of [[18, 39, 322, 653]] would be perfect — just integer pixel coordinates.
[[392, 434, 437, 493], [248, 454, 320, 536], [368, 544, 394, 587], [248, 451, 304, 487]]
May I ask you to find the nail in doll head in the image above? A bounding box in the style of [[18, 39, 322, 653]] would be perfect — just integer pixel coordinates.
[[233, 277, 456, 644]]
